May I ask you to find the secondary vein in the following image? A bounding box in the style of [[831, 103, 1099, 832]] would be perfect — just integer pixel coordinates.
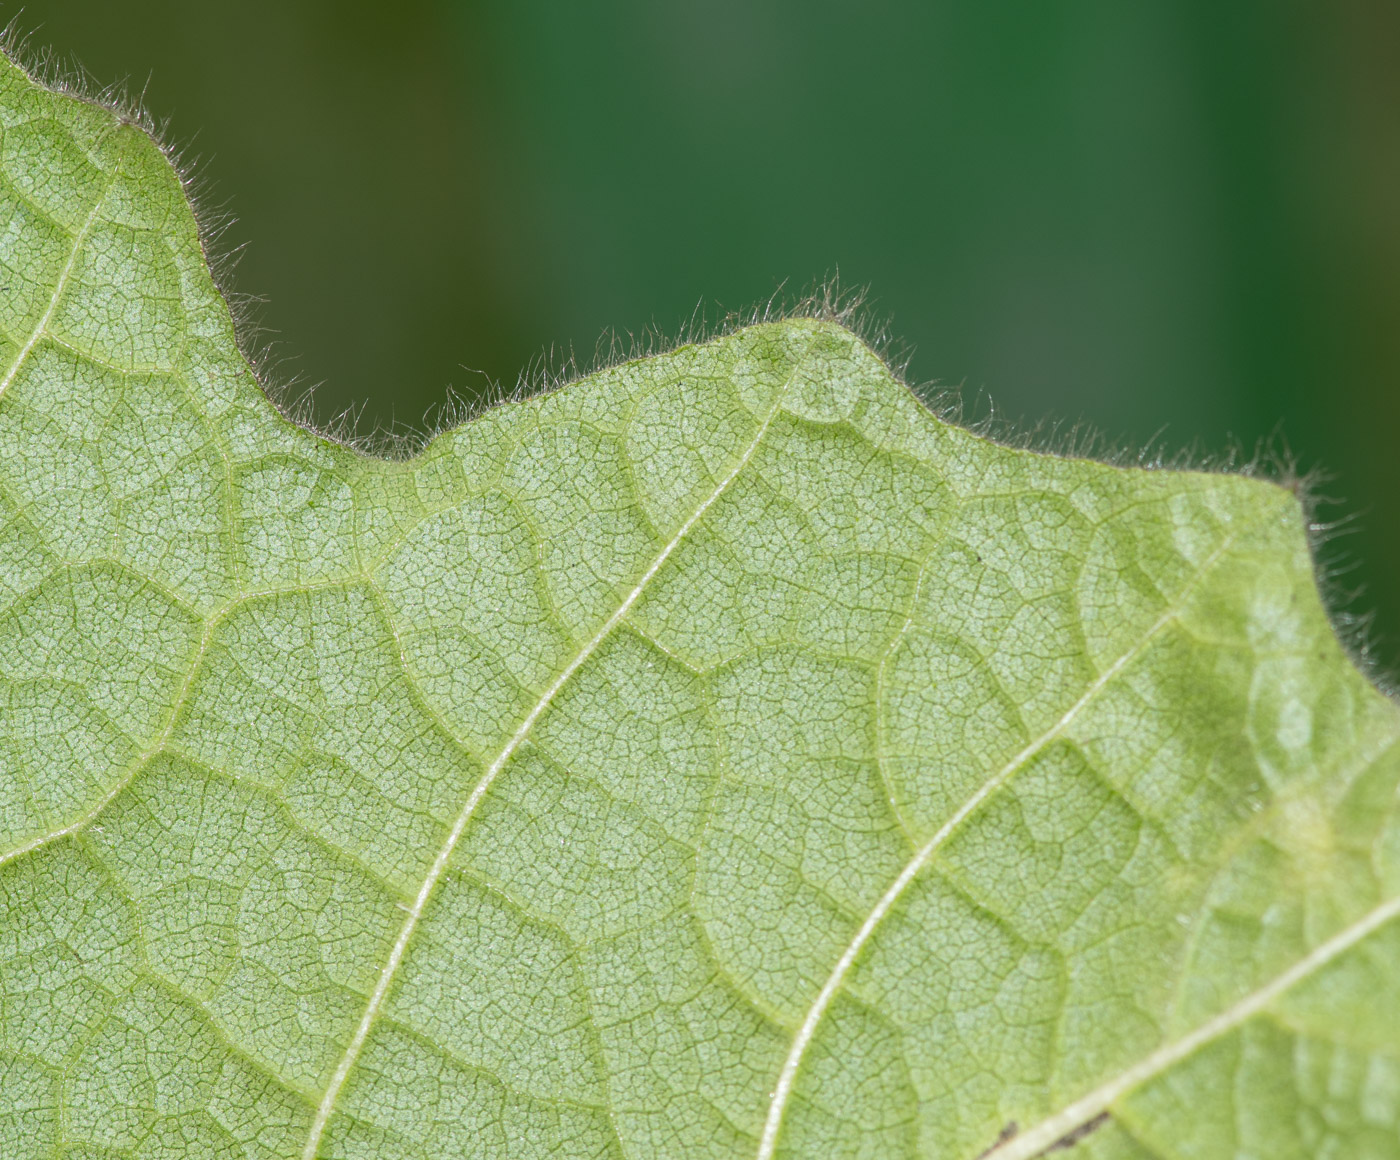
[[0, 174, 110, 401], [0, 576, 352, 869], [988, 885, 1400, 1160], [755, 524, 1245, 1160], [299, 367, 797, 1159]]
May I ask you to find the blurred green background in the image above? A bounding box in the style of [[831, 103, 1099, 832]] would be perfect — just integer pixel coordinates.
[[21, 1, 1400, 676]]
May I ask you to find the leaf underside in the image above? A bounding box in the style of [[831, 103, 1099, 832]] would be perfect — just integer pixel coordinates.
[[1, 50, 1398, 1160]]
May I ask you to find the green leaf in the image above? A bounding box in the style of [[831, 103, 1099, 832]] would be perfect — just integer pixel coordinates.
[[2, 48, 1398, 1160]]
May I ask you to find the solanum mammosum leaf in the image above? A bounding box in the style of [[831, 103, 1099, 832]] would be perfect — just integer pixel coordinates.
[[1, 47, 1398, 1160]]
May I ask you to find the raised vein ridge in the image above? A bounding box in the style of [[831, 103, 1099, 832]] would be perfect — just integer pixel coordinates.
[[299, 360, 800, 1159], [990, 885, 1400, 1160], [0, 177, 112, 401], [0, 577, 352, 869], [757, 523, 1246, 1160]]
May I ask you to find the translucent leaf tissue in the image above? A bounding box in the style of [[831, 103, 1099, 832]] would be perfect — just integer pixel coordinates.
[[1, 47, 1398, 1160]]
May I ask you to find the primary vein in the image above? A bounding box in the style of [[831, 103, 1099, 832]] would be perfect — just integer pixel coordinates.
[[299, 377, 794, 1158], [755, 526, 1243, 1160]]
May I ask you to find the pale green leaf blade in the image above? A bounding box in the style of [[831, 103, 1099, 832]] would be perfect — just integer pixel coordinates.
[[1, 50, 1398, 1160]]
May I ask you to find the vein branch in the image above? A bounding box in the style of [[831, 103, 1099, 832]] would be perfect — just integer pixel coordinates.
[[0, 183, 108, 401], [0, 577, 351, 869], [755, 528, 1243, 1160], [299, 375, 795, 1159], [987, 887, 1400, 1160]]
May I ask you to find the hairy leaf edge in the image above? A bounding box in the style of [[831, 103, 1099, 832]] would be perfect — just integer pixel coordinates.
[[1, 26, 1389, 702], [3, 31, 1400, 1160]]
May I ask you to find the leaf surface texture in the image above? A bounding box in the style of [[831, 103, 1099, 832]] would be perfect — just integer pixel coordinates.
[[1, 54, 1398, 1160]]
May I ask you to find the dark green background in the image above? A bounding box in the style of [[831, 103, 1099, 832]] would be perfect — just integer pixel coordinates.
[[21, 1, 1400, 676]]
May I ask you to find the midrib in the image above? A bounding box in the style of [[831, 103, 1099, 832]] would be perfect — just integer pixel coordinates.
[[299, 362, 800, 1158]]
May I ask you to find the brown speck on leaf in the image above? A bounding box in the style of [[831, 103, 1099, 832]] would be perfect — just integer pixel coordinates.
[[1041, 1112, 1111, 1155], [976, 1122, 1019, 1159]]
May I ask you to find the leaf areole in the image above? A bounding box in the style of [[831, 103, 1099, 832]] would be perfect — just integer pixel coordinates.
[[2, 42, 1399, 1160]]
